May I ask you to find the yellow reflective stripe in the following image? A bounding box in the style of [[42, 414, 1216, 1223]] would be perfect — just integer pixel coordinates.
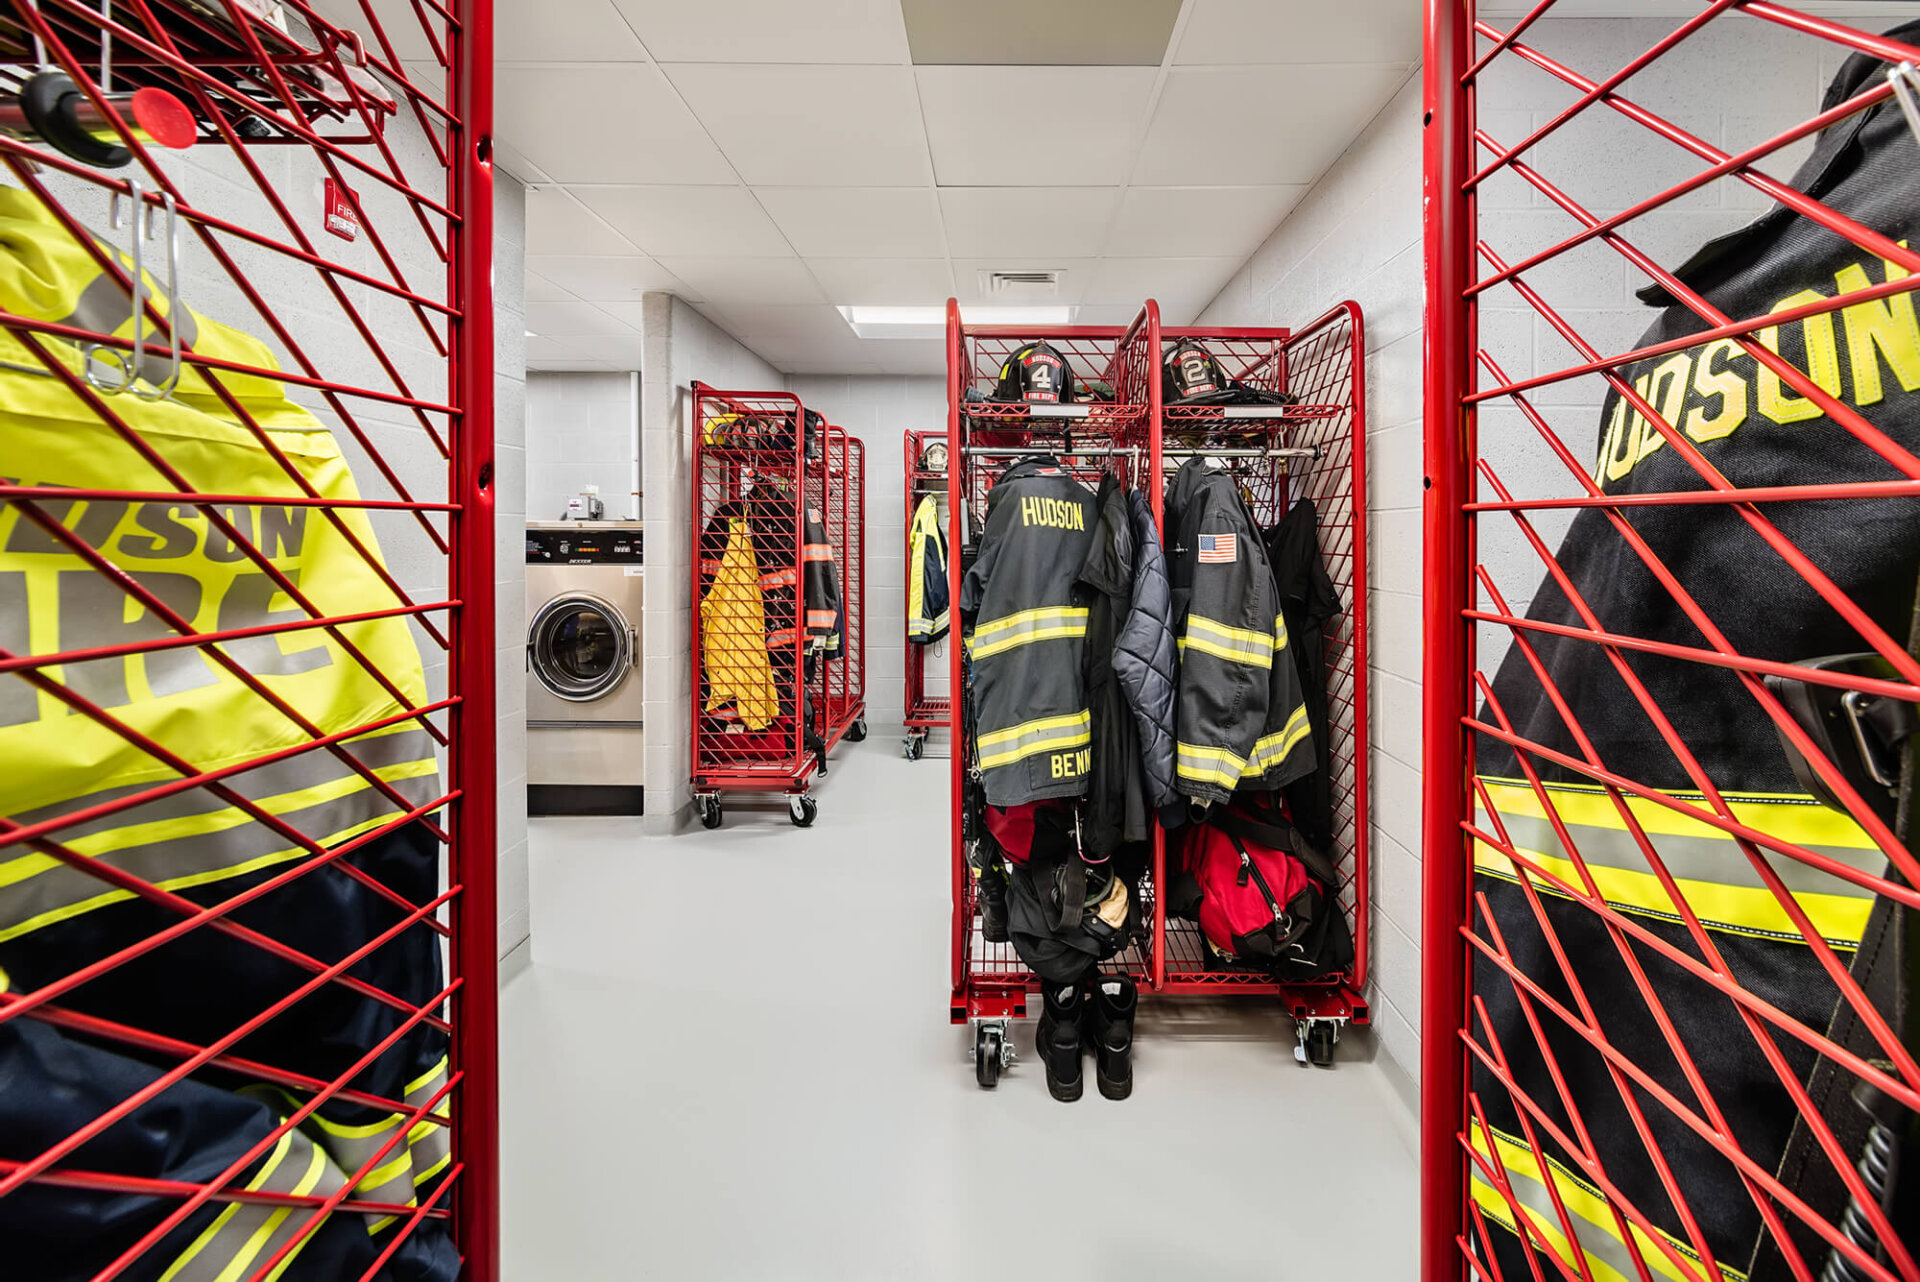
[[968, 607, 1088, 659], [404, 1055, 449, 1098], [1179, 613, 1275, 669], [1176, 741, 1248, 788], [160, 1130, 336, 1282], [1274, 614, 1290, 652], [1475, 777, 1879, 947], [1469, 1120, 1743, 1282], [1241, 705, 1312, 778], [978, 711, 1091, 769]]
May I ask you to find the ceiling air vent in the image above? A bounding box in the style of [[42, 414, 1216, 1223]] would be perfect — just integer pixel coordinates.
[[980, 269, 1063, 301]]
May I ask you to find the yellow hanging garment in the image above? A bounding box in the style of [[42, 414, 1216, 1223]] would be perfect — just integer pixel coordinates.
[[701, 517, 780, 731]]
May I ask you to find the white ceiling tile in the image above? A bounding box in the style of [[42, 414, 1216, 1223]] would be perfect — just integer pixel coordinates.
[[938, 188, 1119, 259], [496, 65, 733, 184], [525, 299, 638, 338], [495, 0, 647, 62], [524, 271, 573, 303], [917, 67, 1156, 186], [1082, 257, 1245, 322], [572, 187, 793, 257], [529, 359, 623, 372], [806, 258, 955, 306], [653, 258, 828, 308], [1072, 303, 1153, 327], [1107, 187, 1308, 258], [591, 300, 652, 328], [1175, 0, 1423, 64], [950, 258, 1099, 303], [782, 360, 888, 375], [611, 0, 909, 62], [723, 304, 858, 342], [870, 340, 949, 375], [1135, 65, 1413, 186], [755, 188, 944, 258], [664, 65, 932, 186], [527, 255, 690, 302], [525, 189, 638, 257]]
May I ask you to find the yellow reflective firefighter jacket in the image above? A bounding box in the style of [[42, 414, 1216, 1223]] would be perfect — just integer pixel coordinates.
[[698, 515, 781, 731]]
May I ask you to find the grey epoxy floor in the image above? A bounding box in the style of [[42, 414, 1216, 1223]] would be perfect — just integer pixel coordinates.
[[501, 737, 1418, 1280]]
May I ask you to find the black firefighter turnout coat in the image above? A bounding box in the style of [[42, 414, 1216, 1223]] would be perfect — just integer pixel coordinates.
[[1471, 27, 1920, 1282], [1164, 458, 1314, 809], [960, 458, 1100, 806]]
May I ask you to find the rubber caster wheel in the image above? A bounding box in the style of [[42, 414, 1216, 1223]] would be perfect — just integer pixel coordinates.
[[1306, 1022, 1336, 1068], [847, 718, 868, 743], [975, 1025, 1002, 1089], [788, 794, 817, 827], [903, 735, 924, 761], [698, 797, 722, 830]]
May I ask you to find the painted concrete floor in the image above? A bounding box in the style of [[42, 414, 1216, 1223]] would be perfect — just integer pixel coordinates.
[[501, 737, 1418, 1281]]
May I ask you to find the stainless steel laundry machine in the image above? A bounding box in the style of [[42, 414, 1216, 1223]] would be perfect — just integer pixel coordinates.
[[526, 521, 644, 815]]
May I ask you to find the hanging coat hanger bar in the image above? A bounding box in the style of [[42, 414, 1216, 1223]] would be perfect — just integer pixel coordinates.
[[960, 444, 1138, 459], [1160, 445, 1322, 462]]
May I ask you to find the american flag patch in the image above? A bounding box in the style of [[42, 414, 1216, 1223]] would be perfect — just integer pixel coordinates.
[[1197, 533, 1237, 563]]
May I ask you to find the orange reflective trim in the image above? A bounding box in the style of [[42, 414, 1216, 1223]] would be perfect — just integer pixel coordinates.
[[803, 545, 835, 562], [759, 569, 797, 589]]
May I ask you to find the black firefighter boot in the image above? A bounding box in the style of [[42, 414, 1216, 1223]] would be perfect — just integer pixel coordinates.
[[974, 855, 1010, 943], [1034, 982, 1085, 1102], [1082, 977, 1137, 1100]]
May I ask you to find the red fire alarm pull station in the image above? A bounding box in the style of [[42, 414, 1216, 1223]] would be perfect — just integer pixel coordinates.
[[324, 176, 359, 241]]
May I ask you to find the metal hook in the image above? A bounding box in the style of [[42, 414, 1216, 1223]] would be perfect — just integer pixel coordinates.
[[81, 177, 145, 394], [1888, 63, 1920, 152], [132, 190, 183, 401]]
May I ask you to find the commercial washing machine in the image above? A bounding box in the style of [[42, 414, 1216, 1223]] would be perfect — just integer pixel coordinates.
[[526, 521, 644, 815]]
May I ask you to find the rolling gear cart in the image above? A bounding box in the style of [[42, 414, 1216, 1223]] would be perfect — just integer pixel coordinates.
[[946, 300, 1372, 1086], [0, 1, 499, 1278], [946, 303, 1159, 1085], [691, 384, 832, 829], [1141, 309, 1373, 1067], [903, 428, 951, 760]]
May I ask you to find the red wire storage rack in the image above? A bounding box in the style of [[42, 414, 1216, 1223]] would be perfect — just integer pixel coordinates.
[[0, 0, 497, 1277], [690, 384, 817, 828], [902, 427, 950, 760], [1144, 309, 1373, 1048], [813, 423, 867, 752], [947, 299, 1373, 1081], [1426, 6, 1920, 1281], [946, 306, 1156, 1047]]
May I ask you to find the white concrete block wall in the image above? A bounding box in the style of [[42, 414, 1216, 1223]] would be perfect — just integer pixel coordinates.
[[639, 294, 787, 833], [494, 175, 531, 966], [784, 375, 949, 730], [1193, 15, 1850, 1089], [526, 371, 642, 523]]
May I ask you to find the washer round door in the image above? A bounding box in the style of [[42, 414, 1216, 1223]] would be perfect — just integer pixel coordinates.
[[528, 593, 634, 702]]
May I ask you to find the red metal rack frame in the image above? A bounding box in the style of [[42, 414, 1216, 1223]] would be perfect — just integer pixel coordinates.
[[813, 423, 866, 753], [690, 384, 818, 814], [903, 427, 951, 755], [0, 0, 497, 1278], [1426, 5, 1920, 1281], [1149, 310, 1372, 1035], [946, 303, 1156, 1023]]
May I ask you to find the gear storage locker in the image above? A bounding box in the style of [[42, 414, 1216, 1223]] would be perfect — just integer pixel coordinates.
[[0, 0, 498, 1277], [902, 427, 950, 760], [945, 303, 1157, 1082], [691, 384, 824, 828], [1425, 6, 1920, 1281], [812, 422, 867, 752], [1140, 306, 1373, 1067]]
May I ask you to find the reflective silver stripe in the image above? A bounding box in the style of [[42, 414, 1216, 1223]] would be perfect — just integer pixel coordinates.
[[0, 767, 439, 938], [310, 1121, 418, 1211], [160, 1129, 346, 1282], [1486, 809, 1883, 902], [1470, 1170, 1668, 1282], [8, 729, 439, 844], [404, 1057, 451, 1186]]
